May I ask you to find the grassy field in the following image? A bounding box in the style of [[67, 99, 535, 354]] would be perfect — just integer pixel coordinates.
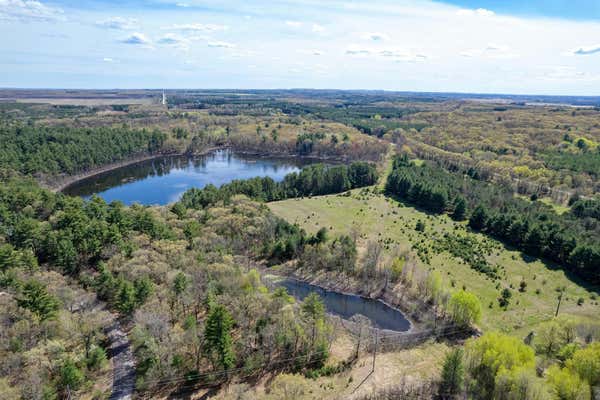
[[269, 189, 599, 334]]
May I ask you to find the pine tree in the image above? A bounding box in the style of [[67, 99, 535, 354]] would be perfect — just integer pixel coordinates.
[[17, 280, 60, 321], [468, 205, 489, 230], [439, 348, 464, 399], [203, 304, 236, 371], [451, 196, 467, 221]]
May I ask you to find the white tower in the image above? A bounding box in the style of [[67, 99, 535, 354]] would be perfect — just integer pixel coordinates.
[[162, 90, 167, 106]]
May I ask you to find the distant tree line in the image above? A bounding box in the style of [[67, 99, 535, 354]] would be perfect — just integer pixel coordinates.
[[385, 155, 600, 284], [179, 162, 378, 209], [0, 122, 167, 175]]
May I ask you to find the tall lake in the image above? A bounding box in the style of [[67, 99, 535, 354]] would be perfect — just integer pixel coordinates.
[[63, 149, 314, 205]]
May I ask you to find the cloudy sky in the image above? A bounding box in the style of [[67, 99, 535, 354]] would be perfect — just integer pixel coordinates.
[[1, 0, 600, 94]]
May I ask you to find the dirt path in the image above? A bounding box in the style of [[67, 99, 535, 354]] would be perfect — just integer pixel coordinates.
[[107, 321, 135, 400]]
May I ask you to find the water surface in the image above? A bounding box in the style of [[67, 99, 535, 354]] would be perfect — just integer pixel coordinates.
[[275, 278, 411, 332], [63, 150, 313, 205]]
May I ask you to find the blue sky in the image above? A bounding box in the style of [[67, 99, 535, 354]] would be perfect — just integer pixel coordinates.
[[1, 0, 600, 94], [440, 0, 600, 20]]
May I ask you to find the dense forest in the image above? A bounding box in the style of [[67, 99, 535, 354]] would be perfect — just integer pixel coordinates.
[[0, 122, 167, 175], [0, 174, 341, 397], [385, 155, 600, 284]]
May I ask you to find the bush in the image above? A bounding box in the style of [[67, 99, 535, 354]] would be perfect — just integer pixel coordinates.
[[448, 291, 482, 328], [86, 346, 107, 371]]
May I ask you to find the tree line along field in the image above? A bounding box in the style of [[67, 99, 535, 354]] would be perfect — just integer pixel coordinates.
[[269, 187, 599, 333]]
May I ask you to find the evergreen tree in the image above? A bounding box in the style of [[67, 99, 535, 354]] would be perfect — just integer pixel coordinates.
[[451, 196, 467, 221], [439, 348, 464, 399], [203, 304, 236, 371], [17, 280, 60, 321], [116, 280, 136, 315], [468, 205, 489, 231]]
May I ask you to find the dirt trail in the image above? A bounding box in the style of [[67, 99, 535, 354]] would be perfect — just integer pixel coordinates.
[[107, 321, 135, 400]]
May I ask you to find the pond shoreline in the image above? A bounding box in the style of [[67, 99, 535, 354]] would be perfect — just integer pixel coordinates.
[[262, 267, 419, 332]]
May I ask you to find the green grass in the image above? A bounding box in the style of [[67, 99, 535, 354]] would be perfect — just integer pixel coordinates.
[[269, 189, 599, 333]]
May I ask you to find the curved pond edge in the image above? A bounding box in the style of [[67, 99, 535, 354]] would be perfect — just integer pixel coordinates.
[[263, 272, 415, 333]]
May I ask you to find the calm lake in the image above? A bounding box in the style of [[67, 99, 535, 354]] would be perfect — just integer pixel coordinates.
[[63, 150, 314, 205], [275, 277, 411, 332]]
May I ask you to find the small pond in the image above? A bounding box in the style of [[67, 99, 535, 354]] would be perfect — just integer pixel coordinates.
[[275, 277, 411, 332], [63, 149, 315, 205]]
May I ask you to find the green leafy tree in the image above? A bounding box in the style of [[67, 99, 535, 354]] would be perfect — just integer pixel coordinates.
[[314, 227, 329, 244], [566, 342, 600, 386], [59, 358, 85, 392], [172, 272, 189, 297], [448, 290, 482, 328], [301, 292, 326, 347], [547, 365, 591, 400], [183, 220, 202, 248], [465, 332, 535, 400]]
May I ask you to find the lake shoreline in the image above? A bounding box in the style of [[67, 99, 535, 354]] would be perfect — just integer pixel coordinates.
[[44, 146, 348, 194]]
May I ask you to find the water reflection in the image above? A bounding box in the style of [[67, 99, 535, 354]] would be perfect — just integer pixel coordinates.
[[63, 150, 315, 205], [276, 278, 411, 332]]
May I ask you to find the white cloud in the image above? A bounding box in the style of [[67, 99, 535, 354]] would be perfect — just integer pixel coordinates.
[[459, 44, 517, 59], [298, 49, 324, 56], [456, 8, 495, 17], [538, 66, 600, 82], [157, 33, 192, 50], [0, 0, 64, 22], [362, 32, 389, 41], [96, 16, 138, 30], [207, 40, 235, 48], [285, 20, 302, 28], [120, 32, 151, 46], [345, 45, 372, 56], [379, 49, 427, 62], [162, 23, 228, 32], [175, 2, 190, 7], [485, 43, 509, 52], [103, 57, 114, 62], [312, 23, 325, 33], [572, 44, 600, 55]]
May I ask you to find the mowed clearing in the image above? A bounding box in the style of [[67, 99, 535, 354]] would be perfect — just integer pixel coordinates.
[[269, 189, 599, 333]]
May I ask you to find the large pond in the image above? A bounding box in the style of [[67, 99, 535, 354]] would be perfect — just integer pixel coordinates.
[[63, 150, 314, 205], [274, 277, 411, 332]]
